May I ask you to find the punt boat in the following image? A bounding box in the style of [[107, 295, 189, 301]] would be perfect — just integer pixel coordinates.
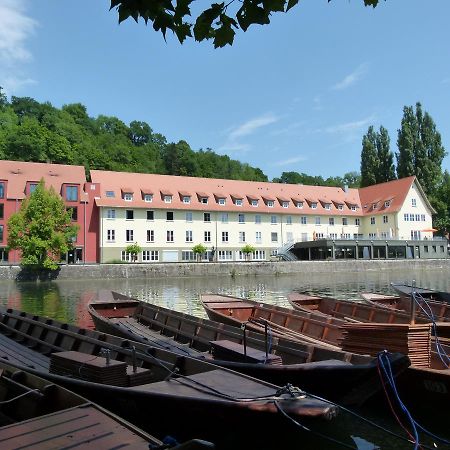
[[0, 360, 210, 450], [0, 305, 339, 449], [87, 290, 410, 406], [201, 293, 450, 409]]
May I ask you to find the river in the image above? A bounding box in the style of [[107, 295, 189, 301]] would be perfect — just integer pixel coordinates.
[[0, 265, 449, 449]]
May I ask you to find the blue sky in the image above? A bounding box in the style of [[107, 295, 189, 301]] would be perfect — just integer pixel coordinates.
[[1, 0, 450, 181]]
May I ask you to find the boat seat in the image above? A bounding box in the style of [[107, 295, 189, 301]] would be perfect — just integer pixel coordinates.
[[294, 359, 352, 368]]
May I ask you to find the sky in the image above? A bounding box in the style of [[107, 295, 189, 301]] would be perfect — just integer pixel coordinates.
[[1, 0, 450, 181]]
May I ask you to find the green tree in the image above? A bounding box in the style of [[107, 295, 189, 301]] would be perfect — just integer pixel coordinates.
[[192, 243, 207, 262], [241, 244, 256, 261], [375, 126, 395, 183], [110, 0, 381, 48], [7, 180, 79, 270], [397, 103, 447, 196], [360, 126, 378, 187], [0, 86, 7, 109], [125, 243, 142, 262]]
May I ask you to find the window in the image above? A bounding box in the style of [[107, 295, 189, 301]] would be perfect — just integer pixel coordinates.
[[204, 212, 211, 222], [0, 204, 3, 220], [0, 182, 4, 198], [372, 203, 377, 210], [144, 194, 153, 202], [383, 215, 388, 224], [286, 216, 292, 225], [411, 198, 417, 207], [146, 230, 154, 242], [126, 229, 134, 242], [68, 207, 78, 221], [300, 216, 307, 225], [282, 201, 289, 208], [296, 201, 304, 209], [218, 198, 226, 205], [29, 183, 38, 194], [182, 196, 191, 204], [329, 217, 335, 226], [255, 231, 262, 243], [267, 200, 274, 208], [253, 250, 266, 260], [255, 215, 261, 224], [337, 204, 344, 211], [415, 214, 420, 221], [218, 250, 233, 261], [381, 231, 388, 238], [185, 212, 193, 222], [126, 210, 134, 220], [166, 230, 174, 242], [421, 214, 425, 221], [106, 190, 115, 198], [355, 218, 360, 226], [107, 229, 115, 242], [351, 205, 356, 211], [315, 217, 321, 225], [424, 246, 429, 253], [235, 199, 243, 206], [200, 197, 208, 204], [124, 193, 133, 201], [324, 204, 331, 210], [251, 200, 258, 207], [0, 225, 3, 242], [370, 217, 375, 225], [404, 213, 409, 221], [271, 215, 277, 224], [182, 251, 196, 261], [222, 231, 229, 242], [238, 213, 245, 224], [221, 213, 228, 223], [204, 231, 211, 243], [239, 231, 246, 243], [271, 232, 278, 242], [342, 217, 348, 226], [121, 251, 132, 262], [186, 230, 193, 242], [310, 202, 317, 209], [384, 200, 391, 208], [143, 250, 159, 261], [107, 209, 116, 219], [409, 214, 414, 222], [166, 211, 174, 221], [147, 210, 154, 221], [164, 195, 172, 203], [329, 233, 337, 239], [66, 186, 78, 201]]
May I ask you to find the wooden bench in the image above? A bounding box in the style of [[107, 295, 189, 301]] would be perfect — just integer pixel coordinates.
[[210, 340, 282, 365]]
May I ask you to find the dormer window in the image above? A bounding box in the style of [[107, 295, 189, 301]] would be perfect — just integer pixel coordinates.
[[282, 201, 289, 208], [337, 204, 344, 211], [0, 182, 4, 199], [310, 202, 317, 209], [384, 200, 391, 208], [218, 198, 226, 205], [144, 194, 153, 202], [235, 199, 243, 206], [65, 186, 78, 202], [251, 200, 258, 207], [372, 203, 377, 210], [124, 193, 133, 201], [29, 183, 38, 194], [200, 197, 208, 204], [106, 190, 115, 198], [164, 195, 172, 204], [324, 203, 331, 210], [350, 205, 356, 211], [267, 200, 274, 208], [183, 196, 191, 204], [296, 201, 303, 209]]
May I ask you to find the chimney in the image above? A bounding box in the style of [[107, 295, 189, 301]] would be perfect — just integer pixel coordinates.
[[343, 184, 348, 193]]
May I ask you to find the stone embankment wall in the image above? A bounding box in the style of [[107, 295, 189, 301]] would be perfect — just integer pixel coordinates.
[[0, 259, 449, 281]]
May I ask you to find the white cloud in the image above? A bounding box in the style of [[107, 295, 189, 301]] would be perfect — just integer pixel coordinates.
[[274, 156, 307, 167], [228, 113, 279, 140], [332, 63, 369, 91], [325, 116, 374, 134], [0, 0, 37, 94]]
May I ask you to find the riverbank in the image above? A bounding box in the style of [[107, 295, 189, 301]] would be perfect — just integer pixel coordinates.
[[1, 258, 449, 281]]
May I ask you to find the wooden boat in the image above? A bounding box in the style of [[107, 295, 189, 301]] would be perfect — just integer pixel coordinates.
[[87, 290, 410, 406], [201, 293, 450, 409], [0, 305, 339, 448], [391, 283, 450, 304], [0, 360, 209, 450], [288, 291, 450, 323]]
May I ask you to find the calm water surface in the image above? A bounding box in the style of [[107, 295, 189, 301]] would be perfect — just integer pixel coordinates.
[[0, 266, 449, 449]]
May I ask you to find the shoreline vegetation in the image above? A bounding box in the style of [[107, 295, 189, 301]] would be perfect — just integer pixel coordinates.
[[0, 259, 448, 282]]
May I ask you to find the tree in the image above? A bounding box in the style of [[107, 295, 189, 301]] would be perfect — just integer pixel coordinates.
[[125, 243, 142, 262], [397, 102, 447, 196], [241, 244, 256, 261], [192, 243, 207, 262], [375, 126, 395, 183], [360, 126, 378, 187], [0, 86, 7, 109], [110, 0, 381, 48], [7, 180, 79, 270]]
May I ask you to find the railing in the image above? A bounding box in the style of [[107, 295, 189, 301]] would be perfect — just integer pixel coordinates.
[[277, 240, 297, 261]]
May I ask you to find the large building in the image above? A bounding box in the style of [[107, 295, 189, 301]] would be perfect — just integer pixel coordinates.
[[0, 160, 446, 264]]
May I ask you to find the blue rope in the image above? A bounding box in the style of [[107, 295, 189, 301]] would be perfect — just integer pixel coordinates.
[[377, 351, 450, 447]]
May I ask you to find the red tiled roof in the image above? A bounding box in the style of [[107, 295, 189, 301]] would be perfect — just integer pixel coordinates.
[[140, 188, 153, 195], [231, 193, 244, 200], [121, 187, 134, 194]]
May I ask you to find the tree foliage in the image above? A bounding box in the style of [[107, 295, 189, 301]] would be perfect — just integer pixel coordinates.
[[192, 243, 207, 261], [7, 180, 79, 270], [241, 244, 256, 260], [110, 0, 382, 48], [125, 243, 142, 261], [0, 93, 267, 182], [273, 171, 361, 188]]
